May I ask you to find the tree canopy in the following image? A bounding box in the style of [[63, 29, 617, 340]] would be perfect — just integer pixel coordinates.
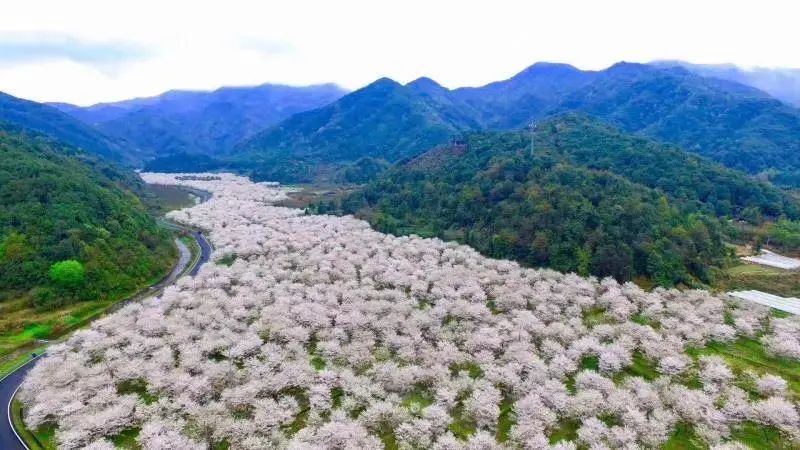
[[0, 126, 175, 309], [322, 116, 800, 287], [48, 260, 86, 290]]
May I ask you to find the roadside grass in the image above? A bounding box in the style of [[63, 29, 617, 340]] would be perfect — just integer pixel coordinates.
[[0, 348, 45, 380], [11, 399, 57, 450], [181, 235, 202, 275], [0, 297, 114, 360]]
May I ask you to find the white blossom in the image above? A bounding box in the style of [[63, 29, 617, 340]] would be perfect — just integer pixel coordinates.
[[15, 172, 800, 449]]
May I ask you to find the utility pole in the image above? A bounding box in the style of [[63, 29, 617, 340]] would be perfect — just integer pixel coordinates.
[[528, 121, 536, 157]]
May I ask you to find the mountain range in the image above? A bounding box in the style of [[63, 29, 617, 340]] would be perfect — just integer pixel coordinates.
[[5, 60, 800, 186], [232, 62, 800, 184], [0, 124, 175, 307], [49, 83, 347, 158], [0, 91, 134, 163], [651, 60, 800, 107], [4, 59, 800, 288], [325, 114, 799, 285]]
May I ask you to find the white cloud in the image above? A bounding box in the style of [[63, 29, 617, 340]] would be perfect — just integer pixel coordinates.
[[1, 0, 798, 105]]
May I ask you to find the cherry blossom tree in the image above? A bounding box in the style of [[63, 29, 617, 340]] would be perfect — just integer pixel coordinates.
[[15, 172, 800, 449]]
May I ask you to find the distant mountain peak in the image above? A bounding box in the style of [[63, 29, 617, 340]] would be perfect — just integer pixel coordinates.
[[373, 77, 401, 85], [406, 77, 450, 97], [606, 61, 651, 73], [364, 77, 404, 90], [647, 60, 800, 106], [517, 61, 582, 75], [50, 83, 347, 158], [406, 76, 442, 89]]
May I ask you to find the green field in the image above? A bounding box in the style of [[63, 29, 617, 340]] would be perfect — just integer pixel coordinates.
[[149, 184, 197, 213], [689, 337, 800, 397], [0, 275, 168, 364], [0, 236, 179, 376], [713, 261, 800, 297]]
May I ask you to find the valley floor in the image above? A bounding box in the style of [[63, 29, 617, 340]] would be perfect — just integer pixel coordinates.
[[14, 173, 800, 450]]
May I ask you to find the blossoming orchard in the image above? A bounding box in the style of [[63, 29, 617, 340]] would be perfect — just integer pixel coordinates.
[[19, 173, 800, 449]]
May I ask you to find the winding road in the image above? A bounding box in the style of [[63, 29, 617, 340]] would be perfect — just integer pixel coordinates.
[[0, 354, 42, 450], [0, 212, 212, 449]]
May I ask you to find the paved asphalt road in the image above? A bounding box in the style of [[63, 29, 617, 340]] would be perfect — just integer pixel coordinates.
[[191, 231, 213, 277], [0, 230, 211, 449], [0, 355, 41, 450]]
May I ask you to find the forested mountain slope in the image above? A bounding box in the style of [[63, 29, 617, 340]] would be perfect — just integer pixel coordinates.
[[234, 77, 480, 182], [325, 115, 799, 286], [52, 83, 347, 158], [237, 62, 800, 185], [0, 125, 175, 309], [0, 91, 132, 163], [554, 63, 800, 184], [451, 62, 597, 128]]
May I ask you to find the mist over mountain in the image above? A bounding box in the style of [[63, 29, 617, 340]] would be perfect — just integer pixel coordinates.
[[651, 60, 800, 107]]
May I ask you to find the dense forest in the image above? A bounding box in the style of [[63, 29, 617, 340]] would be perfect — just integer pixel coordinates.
[[554, 63, 800, 185], [0, 125, 175, 309], [321, 116, 800, 287]]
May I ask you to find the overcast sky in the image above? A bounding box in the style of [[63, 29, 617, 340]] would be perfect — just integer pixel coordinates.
[[1, 0, 798, 105]]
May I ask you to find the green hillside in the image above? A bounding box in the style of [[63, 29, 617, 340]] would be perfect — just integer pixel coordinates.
[[0, 126, 175, 310], [235, 63, 800, 186], [234, 78, 479, 182], [323, 116, 800, 287], [0, 91, 133, 163], [555, 63, 800, 184]]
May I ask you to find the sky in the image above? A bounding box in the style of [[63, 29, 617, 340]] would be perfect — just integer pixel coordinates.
[[1, 0, 799, 106]]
